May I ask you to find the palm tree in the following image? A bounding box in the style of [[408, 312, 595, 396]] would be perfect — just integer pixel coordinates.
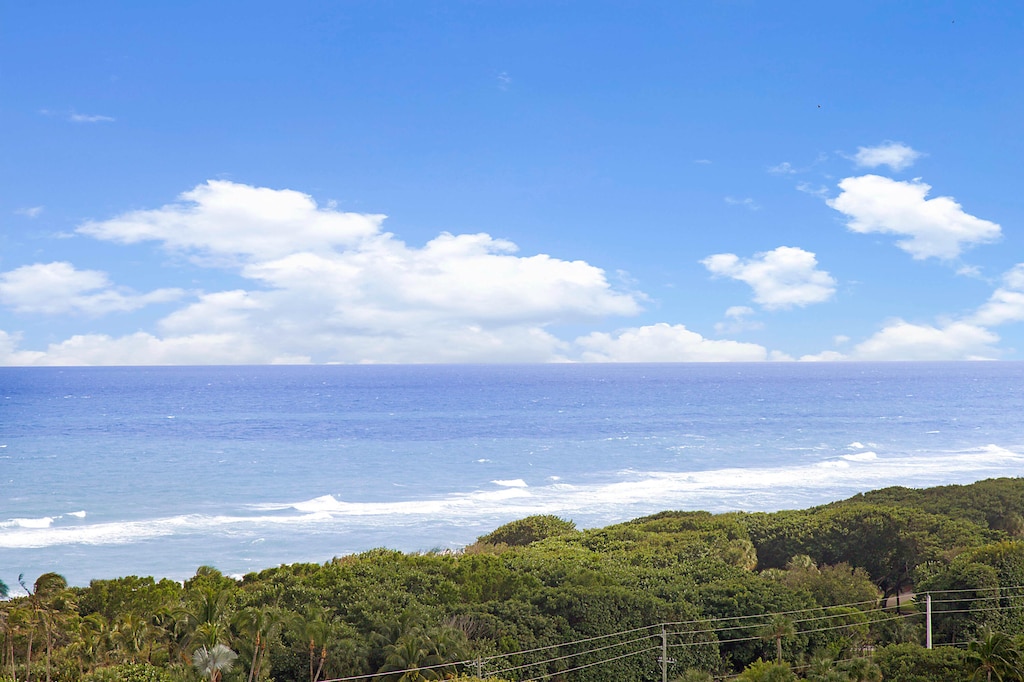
[[759, 616, 796, 664], [968, 628, 1021, 682], [112, 612, 152, 663], [291, 607, 333, 682], [839, 657, 882, 682], [177, 586, 232, 656], [150, 606, 185, 665], [735, 658, 798, 682], [233, 605, 284, 682], [0, 581, 8, 678], [0, 605, 11, 680], [5, 603, 33, 681], [21, 572, 70, 682], [377, 633, 444, 681], [803, 655, 845, 682], [192, 643, 239, 682], [77, 613, 111, 675]]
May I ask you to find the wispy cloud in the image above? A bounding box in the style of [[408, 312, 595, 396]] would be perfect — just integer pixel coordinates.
[[693, 159, 712, 165], [15, 206, 44, 218], [853, 141, 922, 171], [714, 306, 763, 335], [956, 264, 984, 279], [795, 182, 829, 199], [969, 264, 1024, 327], [768, 162, 797, 175], [69, 111, 115, 123], [497, 71, 511, 90], [724, 196, 760, 211], [41, 108, 116, 123]]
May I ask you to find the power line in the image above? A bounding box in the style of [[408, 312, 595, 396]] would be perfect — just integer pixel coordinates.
[[488, 633, 661, 678], [320, 586, 1024, 682], [519, 645, 662, 682]]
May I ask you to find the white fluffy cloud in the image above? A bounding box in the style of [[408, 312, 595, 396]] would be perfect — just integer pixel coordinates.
[[970, 264, 1024, 327], [799, 263, 1024, 362], [850, 320, 1000, 361], [575, 323, 771, 362], [0, 330, 315, 366], [800, 321, 1000, 362], [239, 232, 638, 325], [827, 175, 1001, 260], [1, 181, 648, 364], [853, 142, 922, 171], [0, 262, 182, 315], [701, 246, 836, 310], [78, 180, 385, 261]]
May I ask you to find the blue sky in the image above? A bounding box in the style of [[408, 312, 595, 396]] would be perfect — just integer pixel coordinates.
[[2, 1, 1023, 364]]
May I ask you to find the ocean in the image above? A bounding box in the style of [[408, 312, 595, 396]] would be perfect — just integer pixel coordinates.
[[3, 362, 1024, 588]]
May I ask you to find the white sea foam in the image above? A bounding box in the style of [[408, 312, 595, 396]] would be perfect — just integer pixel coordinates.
[[841, 452, 878, 462], [5, 445, 1024, 551], [290, 495, 346, 512], [492, 479, 528, 488], [9, 516, 55, 529], [848, 442, 865, 449], [68, 510, 87, 518]]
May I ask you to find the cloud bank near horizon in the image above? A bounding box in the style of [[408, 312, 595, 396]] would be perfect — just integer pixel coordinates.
[[0, 170, 1018, 365]]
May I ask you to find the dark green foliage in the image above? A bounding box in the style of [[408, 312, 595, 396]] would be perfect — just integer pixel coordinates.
[[9, 478, 1024, 681], [873, 642, 970, 682], [742, 503, 993, 596], [966, 627, 1022, 682], [76, 576, 183, 622], [766, 558, 882, 608], [735, 658, 798, 681], [919, 540, 1024, 643], [842, 478, 1024, 535], [692, 571, 814, 669], [475, 515, 577, 547], [81, 663, 175, 682]]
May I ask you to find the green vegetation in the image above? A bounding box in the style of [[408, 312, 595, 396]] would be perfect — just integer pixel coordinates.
[[5, 478, 1024, 681]]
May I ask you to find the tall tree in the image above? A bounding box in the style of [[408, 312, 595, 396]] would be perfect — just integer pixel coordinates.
[[760, 617, 795, 664], [232, 606, 283, 682], [32, 572, 70, 682]]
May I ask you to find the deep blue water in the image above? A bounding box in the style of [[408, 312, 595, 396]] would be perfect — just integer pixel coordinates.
[[3, 362, 1024, 587]]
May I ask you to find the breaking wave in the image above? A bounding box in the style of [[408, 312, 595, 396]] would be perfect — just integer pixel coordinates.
[[4, 445, 1023, 550]]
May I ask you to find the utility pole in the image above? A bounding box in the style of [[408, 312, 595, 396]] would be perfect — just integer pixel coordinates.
[[657, 625, 677, 682], [661, 625, 668, 682], [926, 594, 932, 649]]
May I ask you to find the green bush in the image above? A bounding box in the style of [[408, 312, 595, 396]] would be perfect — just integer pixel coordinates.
[[82, 663, 176, 682], [476, 515, 577, 546], [873, 643, 969, 682]]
